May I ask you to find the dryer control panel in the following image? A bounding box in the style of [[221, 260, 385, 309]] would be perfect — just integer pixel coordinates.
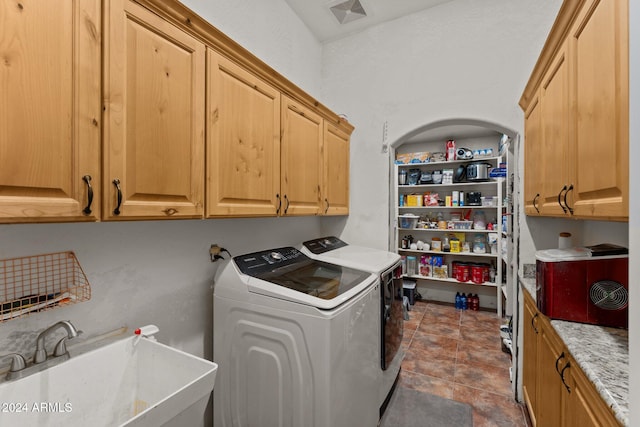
[[302, 236, 348, 255], [234, 247, 306, 276]]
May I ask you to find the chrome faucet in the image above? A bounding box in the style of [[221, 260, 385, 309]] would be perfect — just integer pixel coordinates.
[[33, 320, 80, 364]]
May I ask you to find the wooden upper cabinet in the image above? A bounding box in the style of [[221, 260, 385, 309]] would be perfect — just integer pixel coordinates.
[[569, 0, 628, 219], [0, 0, 101, 222], [322, 122, 350, 215], [524, 96, 543, 216], [103, 0, 205, 220], [539, 42, 572, 216], [206, 50, 281, 217], [520, 0, 628, 220], [280, 96, 322, 216]]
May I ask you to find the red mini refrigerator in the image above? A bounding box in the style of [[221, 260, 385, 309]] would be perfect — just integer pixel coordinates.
[[536, 248, 628, 329]]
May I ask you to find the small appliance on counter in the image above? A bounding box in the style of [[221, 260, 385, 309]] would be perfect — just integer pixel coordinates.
[[536, 244, 629, 329]]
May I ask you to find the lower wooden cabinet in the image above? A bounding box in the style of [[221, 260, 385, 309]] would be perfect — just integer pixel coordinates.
[[522, 290, 621, 427], [564, 353, 621, 427], [522, 290, 539, 425]]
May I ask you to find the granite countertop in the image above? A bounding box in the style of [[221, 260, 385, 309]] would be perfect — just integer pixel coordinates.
[[519, 277, 629, 426]]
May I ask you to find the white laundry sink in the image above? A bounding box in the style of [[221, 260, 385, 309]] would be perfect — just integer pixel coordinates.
[[0, 333, 217, 427]]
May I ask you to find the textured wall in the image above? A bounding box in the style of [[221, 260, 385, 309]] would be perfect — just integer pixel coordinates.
[[319, 0, 629, 263], [180, 0, 323, 97], [319, 0, 564, 251]]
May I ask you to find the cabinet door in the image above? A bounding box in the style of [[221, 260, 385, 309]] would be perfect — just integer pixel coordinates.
[[322, 122, 350, 215], [280, 96, 322, 216], [564, 355, 621, 427], [523, 95, 543, 216], [0, 0, 101, 222], [536, 317, 565, 427], [522, 292, 539, 426], [539, 41, 572, 216], [207, 50, 281, 217], [569, 0, 628, 219], [104, 0, 205, 220]]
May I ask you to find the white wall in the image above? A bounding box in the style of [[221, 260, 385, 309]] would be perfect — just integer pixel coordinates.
[[180, 0, 323, 97], [321, 0, 630, 259], [320, 0, 564, 251]]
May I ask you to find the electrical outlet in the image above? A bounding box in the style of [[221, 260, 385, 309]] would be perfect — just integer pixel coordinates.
[[209, 244, 227, 262]]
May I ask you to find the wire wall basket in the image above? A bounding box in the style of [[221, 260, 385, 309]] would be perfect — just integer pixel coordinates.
[[0, 251, 91, 322]]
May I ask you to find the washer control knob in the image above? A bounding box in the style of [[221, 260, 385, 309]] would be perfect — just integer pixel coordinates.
[[269, 251, 283, 261]]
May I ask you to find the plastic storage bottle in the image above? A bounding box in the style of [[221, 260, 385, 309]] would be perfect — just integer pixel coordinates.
[[461, 293, 467, 310], [455, 292, 462, 309]]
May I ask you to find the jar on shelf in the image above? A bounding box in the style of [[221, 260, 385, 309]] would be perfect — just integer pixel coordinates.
[[473, 234, 487, 254], [450, 236, 460, 253], [431, 237, 442, 252], [442, 236, 450, 252], [406, 256, 417, 276], [473, 210, 486, 230], [408, 169, 420, 185], [398, 169, 407, 185]]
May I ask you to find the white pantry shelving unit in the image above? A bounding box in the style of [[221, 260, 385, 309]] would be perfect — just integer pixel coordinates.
[[392, 136, 514, 316]]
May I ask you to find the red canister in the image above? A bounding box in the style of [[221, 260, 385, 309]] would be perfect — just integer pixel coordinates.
[[471, 264, 484, 284], [481, 264, 491, 283], [451, 261, 459, 278], [456, 263, 470, 282]]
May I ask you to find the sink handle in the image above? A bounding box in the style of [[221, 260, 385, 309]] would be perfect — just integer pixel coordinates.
[[53, 337, 69, 357], [3, 353, 26, 372]]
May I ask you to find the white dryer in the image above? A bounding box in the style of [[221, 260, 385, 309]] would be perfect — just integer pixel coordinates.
[[300, 237, 404, 416], [213, 247, 381, 427]]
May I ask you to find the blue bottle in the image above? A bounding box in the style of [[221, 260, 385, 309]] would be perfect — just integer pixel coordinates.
[[461, 293, 468, 310], [455, 292, 461, 309]]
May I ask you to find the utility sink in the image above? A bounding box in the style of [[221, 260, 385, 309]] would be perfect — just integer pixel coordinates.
[[0, 331, 218, 427]]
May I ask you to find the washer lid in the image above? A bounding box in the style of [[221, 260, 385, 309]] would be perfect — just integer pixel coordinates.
[[302, 237, 401, 274], [234, 247, 377, 310]]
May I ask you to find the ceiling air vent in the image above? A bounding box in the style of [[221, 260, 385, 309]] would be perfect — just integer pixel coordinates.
[[329, 0, 367, 24]]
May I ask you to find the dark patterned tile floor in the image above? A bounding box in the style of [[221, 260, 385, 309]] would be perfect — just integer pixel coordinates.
[[398, 300, 530, 427]]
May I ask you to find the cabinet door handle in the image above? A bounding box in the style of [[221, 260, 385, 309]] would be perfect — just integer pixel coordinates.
[[564, 184, 574, 215], [557, 185, 568, 213], [284, 195, 290, 214], [324, 198, 330, 214], [555, 351, 566, 375], [531, 312, 539, 334], [533, 194, 540, 213], [276, 193, 281, 215], [560, 362, 571, 393], [112, 179, 123, 216], [82, 175, 94, 215]]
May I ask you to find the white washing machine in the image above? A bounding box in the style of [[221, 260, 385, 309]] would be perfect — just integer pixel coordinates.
[[213, 247, 381, 427], [300, 237, 404, 416]]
